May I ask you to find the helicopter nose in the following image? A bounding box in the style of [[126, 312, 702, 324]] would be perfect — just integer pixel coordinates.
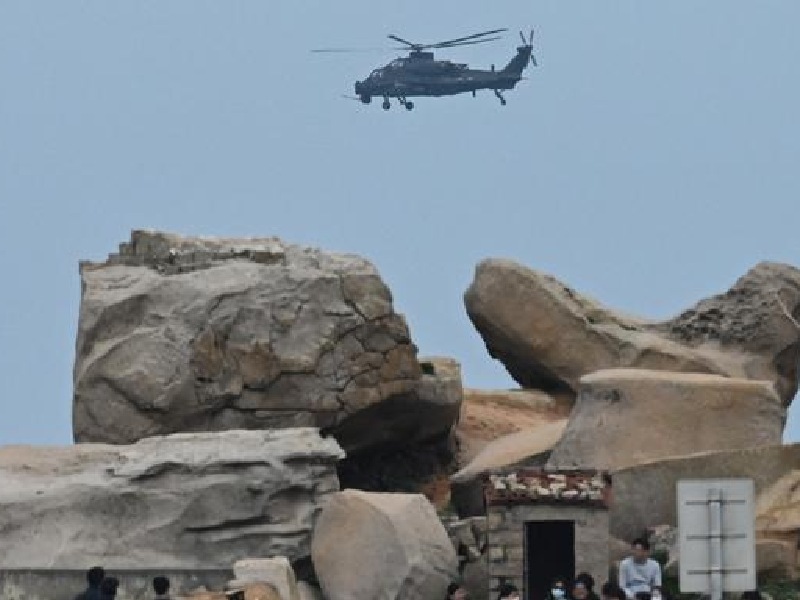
[[354, 81, 363, 94]]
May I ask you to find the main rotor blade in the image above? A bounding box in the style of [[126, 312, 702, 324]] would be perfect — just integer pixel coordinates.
[[431, 28, 507, 47], [311, 47, 388, 53], [387, 34, 418, 48], [430, 36, 502, 49]]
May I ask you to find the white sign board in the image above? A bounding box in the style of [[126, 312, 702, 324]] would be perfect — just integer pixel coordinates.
[[677, 479, 756, 597]]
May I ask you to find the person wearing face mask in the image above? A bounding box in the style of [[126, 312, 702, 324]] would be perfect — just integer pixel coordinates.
[[547, 578, 568, 600], [497, 583, 520, 600]]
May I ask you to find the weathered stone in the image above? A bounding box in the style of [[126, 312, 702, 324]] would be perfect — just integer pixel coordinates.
[[311, 490, 458, 600], [453, 419, 568, 484], [464, 259, 800, 405], [0, 428, 343, 569], [450, 419, 567, 518], [756, 538, 798, 580], [611, 444, 800, 541], [231, 557, 300, 600], [756, 470, 800, 534], [297, 581, 325, 600], [456, 388, 570, 469], [73, 231, 458, 455], [548, 369, 784, 470]]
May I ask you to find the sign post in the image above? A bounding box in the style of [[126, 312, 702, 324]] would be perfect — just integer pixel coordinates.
[[677, 479, 756, 600]]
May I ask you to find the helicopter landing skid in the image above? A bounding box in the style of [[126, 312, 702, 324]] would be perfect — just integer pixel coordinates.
[[494, 89, 507, 106]]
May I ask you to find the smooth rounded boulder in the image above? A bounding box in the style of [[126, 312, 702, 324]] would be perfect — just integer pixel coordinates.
[[464, 259, 800, 404], [547, 369, 784, 471], [311, 490, 458, 600]]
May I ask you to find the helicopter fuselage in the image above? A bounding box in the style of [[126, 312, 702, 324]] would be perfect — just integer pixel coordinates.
[[354, 44, 533, 108]]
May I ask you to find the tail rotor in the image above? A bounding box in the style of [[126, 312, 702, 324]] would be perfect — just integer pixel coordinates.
[[519, 28, 537, 66]]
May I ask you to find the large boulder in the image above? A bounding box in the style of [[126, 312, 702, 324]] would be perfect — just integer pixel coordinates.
[[610, 443, 800, 541], [0, 428, 343, 568], [311, 490, 458, 600], [464, 259, 800, 405], [73, 231, 460, 454], [547, 369, 784, 470], [455, 388, 570, 465]]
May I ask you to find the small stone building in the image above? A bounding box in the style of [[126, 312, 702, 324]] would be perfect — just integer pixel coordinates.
[[485, 469, 610, 600]]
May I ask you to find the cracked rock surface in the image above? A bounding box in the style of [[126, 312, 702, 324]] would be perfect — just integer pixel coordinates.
[[73, 231, 450, 451], [465, 259, 800, 405], [0, 428, 343, 569]]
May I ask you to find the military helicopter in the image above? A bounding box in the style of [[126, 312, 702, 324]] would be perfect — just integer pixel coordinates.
[[313, 28, 537, 110]]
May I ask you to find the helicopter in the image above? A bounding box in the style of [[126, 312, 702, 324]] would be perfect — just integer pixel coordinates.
[[313, 28, 537, 110]]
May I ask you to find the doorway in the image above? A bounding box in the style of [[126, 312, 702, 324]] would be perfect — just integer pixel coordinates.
[[524, 520, 575, 600]]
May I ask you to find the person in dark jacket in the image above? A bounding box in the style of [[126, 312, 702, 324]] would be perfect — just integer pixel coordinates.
[[73, 566, 105, 600], [100, 576, 119, 600], [574, 572, 601, 600], [153, 576, 171, 599]]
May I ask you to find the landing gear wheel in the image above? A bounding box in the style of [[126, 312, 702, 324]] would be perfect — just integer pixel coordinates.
[[405, 101, 414, 111], [500, 98, 507, 106], [360, 95, 371, 104], [382, 100, 391, 110]]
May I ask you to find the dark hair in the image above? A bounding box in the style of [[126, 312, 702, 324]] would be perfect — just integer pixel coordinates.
[[632, 537, 650, 551], [576, 572, 595, 590], [600, 582, 620, 598], [86, 566, 105, 586], [741, 592, 762, 600], [100, 577, 119, 596], [634, 593, 651, 600], [498, 583, 519, 599], [602, 472, 613, 486], [447, 583, 460, 594], [153, 576, 170, 594]]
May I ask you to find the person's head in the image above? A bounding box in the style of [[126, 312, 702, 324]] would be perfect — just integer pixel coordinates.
[[153, 576, 170, 595], [741, 591, 762, 600], [100, 576, 119, 598], [550, 579, 567, 599], [600, 581, 623, 600], [86, 566, 105, 588], [634, 592, 651, 600], [448, 582, 467, 600], [575, 572, 595, 591], [572, 581, 589, 600], [498, 583, 520, 600], [631, 537, 650, 563]]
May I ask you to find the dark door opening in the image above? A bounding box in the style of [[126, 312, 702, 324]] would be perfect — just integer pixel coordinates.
[[524, 520, 575, 600]]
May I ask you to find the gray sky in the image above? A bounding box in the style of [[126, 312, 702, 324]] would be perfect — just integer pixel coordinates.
[[1, 2, 798, 445]]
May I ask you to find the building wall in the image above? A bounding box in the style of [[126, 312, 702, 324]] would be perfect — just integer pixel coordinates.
[[487, 504, 609, 598]]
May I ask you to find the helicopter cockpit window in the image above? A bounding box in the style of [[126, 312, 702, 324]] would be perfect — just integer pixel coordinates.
[[389, 59, 404, 68], [370, 69, 383, 78]]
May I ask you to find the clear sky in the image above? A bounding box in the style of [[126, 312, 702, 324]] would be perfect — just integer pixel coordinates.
[[1, 2, 798, 445]]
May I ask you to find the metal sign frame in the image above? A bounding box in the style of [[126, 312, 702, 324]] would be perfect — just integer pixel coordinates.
[[677, 479, 756, 600]]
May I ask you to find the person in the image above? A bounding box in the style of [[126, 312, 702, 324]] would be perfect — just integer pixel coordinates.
[[600, 581, 626, 600], [74, 566, 105, 600], [153, 575, 171, 599], [618, 538, 662, 600], [575, 572, 600, 600], [99, 576, 119, 600], [497, 583, 520, 600], [447, 582, 468, 600], [547, 578, 568, 600]]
